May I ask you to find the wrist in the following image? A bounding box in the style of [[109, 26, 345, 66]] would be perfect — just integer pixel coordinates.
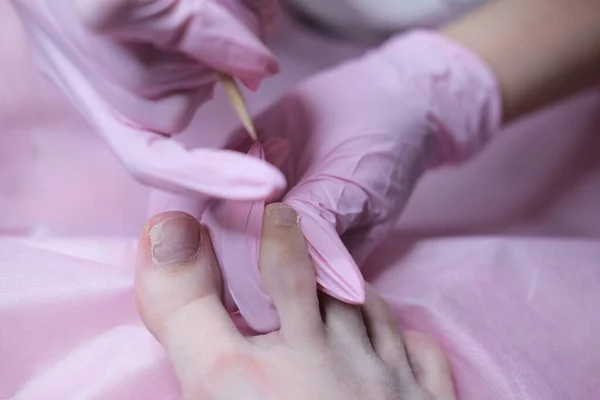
[[376, 30, 502, 166], [441, 0, 600, 122]]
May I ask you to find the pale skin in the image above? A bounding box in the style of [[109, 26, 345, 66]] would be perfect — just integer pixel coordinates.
[[135, 205, 456, 400], [443, 0, 600, 122]]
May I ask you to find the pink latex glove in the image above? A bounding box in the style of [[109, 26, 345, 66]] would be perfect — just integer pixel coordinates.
[[163, 31, 502, 332], [10, 0, 285, 200]]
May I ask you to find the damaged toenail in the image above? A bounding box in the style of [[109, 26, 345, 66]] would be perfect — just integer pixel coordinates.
[[266, 205, 300, 227], [150, 215, 201, 266]]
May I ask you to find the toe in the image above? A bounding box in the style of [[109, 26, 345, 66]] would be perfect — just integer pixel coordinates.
[[259, 203, 325, 343], [320, 293, 371, 350], [361, 285, 413, 378], [404, 331, 456, 400], [135, 212, 243, 381]]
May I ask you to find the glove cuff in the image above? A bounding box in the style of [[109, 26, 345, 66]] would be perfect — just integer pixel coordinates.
[[377, 30, 503, 166]]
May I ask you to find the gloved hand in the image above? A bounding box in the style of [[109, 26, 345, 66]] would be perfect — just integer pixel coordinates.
[[162, 31, 502, 332], [11, 0, 285, 200]]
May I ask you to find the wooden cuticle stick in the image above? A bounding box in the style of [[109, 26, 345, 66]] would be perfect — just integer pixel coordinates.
[[218, 73, 258, 141]]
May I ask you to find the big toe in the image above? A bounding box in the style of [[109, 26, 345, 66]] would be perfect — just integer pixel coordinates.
[[135, 212, 231, 341]]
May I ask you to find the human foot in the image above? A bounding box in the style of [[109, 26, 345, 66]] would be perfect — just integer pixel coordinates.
[[135, 205, 456, 400]]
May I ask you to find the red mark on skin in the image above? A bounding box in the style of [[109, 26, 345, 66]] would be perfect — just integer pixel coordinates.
[[208, 353, 275, 398]]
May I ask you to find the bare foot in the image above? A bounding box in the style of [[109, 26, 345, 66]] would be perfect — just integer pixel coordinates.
[[135, 205, 456, 400]]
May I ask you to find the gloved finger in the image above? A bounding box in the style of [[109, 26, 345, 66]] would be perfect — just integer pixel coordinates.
[[146, 135, 291, 233], [135, 212, 245, 382], [33, 0, 213, 134], [239, 0, 279, 37], [204, 140, 366, 330], [78, 0, 279, 87], [110, 130, 287, 201], [202, 142, 279, 333], [226, 123, 294, 181], [261, 137, 291, 171], [147, 190, 210, 221], [35, 24, 286, 200], [88, 42, 215, 134], [212, 192, 367, 333], [102, 71, 214, 135], [286, 198, 366, 305], [201, 138, 297, 333]]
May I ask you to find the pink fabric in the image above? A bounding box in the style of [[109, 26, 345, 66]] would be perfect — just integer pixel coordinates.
[[2, 2, 600, 399], [3, 237, 599, 399]]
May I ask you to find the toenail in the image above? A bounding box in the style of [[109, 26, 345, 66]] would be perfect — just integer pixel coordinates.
[[149, 215, 201, 266], [266, 204, 300, 227]]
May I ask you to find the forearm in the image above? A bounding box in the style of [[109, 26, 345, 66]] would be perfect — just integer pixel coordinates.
[[442, 0, 600, 122]]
